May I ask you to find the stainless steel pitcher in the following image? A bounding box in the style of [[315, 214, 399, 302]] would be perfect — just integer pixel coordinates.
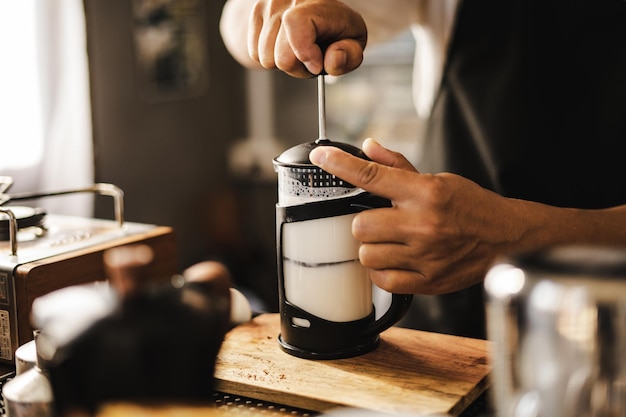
[[485, 246, 626, 417]]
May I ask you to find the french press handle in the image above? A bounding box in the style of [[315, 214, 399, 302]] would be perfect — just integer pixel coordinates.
[[350, 192, 414, 339]]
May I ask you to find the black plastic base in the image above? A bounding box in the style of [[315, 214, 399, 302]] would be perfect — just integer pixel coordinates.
[[278, 333, 380, 360]]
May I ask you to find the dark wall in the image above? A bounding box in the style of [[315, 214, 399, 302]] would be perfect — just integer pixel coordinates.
[[83, 0, 280, 308]]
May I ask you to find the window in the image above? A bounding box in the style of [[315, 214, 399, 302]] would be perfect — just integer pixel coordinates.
[[0, 1, 44, 171], [0, 0, 93, 216]]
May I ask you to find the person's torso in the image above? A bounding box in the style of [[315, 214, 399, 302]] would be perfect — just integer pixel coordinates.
[[422, 0, 626, 209]]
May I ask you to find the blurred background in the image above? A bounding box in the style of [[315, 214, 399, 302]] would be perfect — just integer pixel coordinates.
[[0, 0, 423, 314]]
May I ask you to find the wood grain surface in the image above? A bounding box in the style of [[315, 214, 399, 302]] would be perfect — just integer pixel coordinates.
[[214, 314, 491, 416]]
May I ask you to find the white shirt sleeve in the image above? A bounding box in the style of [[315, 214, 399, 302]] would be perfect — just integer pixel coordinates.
[[339, 0, 421, 43], [411, 0, 459, 117], [340, 0, 460, 117]]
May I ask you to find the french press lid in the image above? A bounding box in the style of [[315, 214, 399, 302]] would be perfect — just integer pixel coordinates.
[[273, 139, 369, 205], [273, 138, 367, 167]]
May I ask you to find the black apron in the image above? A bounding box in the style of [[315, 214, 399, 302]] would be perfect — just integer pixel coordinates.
[[401, 0, 626, 338]]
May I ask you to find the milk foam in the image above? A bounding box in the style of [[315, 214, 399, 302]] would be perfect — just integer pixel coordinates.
[[283, 259, 372, 322], [282, 213, 373, 322]]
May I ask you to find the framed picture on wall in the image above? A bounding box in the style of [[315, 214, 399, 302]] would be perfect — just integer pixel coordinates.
[[132, 0, 209, 103]]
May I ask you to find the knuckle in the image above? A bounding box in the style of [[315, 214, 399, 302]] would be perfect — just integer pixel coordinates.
[[420, 174, 448, 201], [274, 54, 292, 70], [249, 48, 260, 63], [281, 7, 294, 24], [251, 1, 265, 16], [281, 7, 301, 27], [356, 161, 380, 188], [264, 0, 289, 17], [274, 56, 305, 76], [259, 56, 276, 69]]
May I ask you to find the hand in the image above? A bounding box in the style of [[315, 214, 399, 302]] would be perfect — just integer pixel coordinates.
[[248, 0, 367, 77], [309, 139, 529, 295]]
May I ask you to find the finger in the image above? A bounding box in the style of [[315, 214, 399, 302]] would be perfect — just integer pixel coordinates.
[[368, 268, 431, 295], [250, 0, 297, 68], [275, 38, 361, 77], [309, 145, 417, 201], [281, 8, 323, 74], [257, 25, 279, 69], [247, 3, 265, 64], [359, 242, 420, 272], [282, 4, 367, 76], [275, 26, 317, 78], [352, 208, 411, 244], [323, 40, 363, 76], [362, 138, 418, 172]]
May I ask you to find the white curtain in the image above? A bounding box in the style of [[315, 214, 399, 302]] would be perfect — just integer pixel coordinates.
[[0, 0, 94, 217]]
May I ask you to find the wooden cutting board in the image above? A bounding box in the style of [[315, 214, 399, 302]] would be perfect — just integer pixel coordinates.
[[214, 314, 491, 416]]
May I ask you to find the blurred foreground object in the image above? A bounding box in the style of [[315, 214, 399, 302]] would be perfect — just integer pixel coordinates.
[[2, 331, 54, 417], [27, 245, 248, 416], [485, 245, 626, 417]]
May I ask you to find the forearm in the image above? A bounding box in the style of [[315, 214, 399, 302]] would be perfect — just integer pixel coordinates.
[[507, 199, 626, 254]]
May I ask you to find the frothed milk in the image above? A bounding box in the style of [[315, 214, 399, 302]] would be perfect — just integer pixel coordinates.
[[282, 213, 372, 322]]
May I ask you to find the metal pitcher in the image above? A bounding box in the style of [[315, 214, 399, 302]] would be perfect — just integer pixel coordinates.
[[485, 245, 626, 417]]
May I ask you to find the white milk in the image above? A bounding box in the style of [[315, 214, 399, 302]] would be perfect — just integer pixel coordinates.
[[282, 213, 372, 322]]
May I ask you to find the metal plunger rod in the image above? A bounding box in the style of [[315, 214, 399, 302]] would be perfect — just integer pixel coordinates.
[[317, 75, 328, 141]]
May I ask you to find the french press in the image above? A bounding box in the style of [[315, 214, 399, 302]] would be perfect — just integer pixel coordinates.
[[273, 76, 413, 359]]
